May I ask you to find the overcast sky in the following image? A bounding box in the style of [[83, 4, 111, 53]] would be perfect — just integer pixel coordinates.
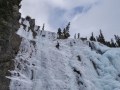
[[20, 0, 120, 40]]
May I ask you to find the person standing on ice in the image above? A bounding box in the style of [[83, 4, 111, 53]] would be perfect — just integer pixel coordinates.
[[56, 41, 60, 49]]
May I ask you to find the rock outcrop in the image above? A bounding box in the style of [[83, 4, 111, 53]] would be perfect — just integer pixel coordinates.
[[0, 0, 22, 89]]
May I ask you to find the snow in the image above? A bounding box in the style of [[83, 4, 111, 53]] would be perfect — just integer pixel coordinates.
[[8, 20, 120, 90]]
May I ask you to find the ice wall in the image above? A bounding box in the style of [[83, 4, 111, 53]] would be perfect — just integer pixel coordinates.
[[8, 19, 120, 90]]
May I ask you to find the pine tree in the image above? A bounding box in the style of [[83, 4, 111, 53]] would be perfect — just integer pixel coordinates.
[[96, 36, 99, 42], [114, 35, 120, 47], [111, 39, 116, 47], [64, 22, 70, 39], [57, 22, 71, 39], [90, 32, 96, 41], [25, 16, 31, 21], [57, 28, 62, 39], [66, 22, 70, 32], [63, 28, 66, 38], [97, 30, 105, 44], [99, 30, 105, 43], [105, 41, 111, 47], [42, 24, 45, 31], [78, 33, 80, 39]]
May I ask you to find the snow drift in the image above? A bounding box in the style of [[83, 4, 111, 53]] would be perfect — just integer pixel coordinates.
[[7, 19, 120, 90]]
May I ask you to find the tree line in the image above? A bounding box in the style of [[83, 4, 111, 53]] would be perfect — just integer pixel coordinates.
[[57, 23, 120, 48], [57, 22, 70, 39], [89, 30, 120, 47]]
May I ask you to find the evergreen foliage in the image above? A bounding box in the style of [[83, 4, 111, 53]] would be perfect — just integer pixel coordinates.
[[57, 22, 70, 39], [114, 35, 120, 47], [25, 16, 31, 21], [57, 28, 62, 39], [78, 33, 80, 39], [90, 32, 96, 41], [64, 22, 70, 39], [97, 30, 105, 44], [110, 39, 116, 47], [89, 30, 120, 48]]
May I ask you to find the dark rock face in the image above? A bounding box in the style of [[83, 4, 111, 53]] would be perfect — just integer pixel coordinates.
[[21, 16, 37, 38], [0, 0, 22, 89]]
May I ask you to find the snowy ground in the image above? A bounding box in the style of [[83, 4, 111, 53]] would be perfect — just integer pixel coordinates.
[[7, 20, 120, 90]]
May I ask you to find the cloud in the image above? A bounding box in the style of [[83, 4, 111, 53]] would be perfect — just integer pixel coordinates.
[[20, 0, 53, 30], [20, 0, 120, 40], [71, 0, 120, 40], [50, 0, 97, 9]]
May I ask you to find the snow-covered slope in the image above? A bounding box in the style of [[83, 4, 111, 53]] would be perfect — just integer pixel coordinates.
[[8, 20, 120, 90]]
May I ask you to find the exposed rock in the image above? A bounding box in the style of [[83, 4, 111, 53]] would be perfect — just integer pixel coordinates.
[[22, 16, 37, 38], [0, 0, 22, 89]]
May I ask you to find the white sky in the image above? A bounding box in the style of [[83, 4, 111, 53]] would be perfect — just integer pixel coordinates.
[[20, 0, 120, 40]]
